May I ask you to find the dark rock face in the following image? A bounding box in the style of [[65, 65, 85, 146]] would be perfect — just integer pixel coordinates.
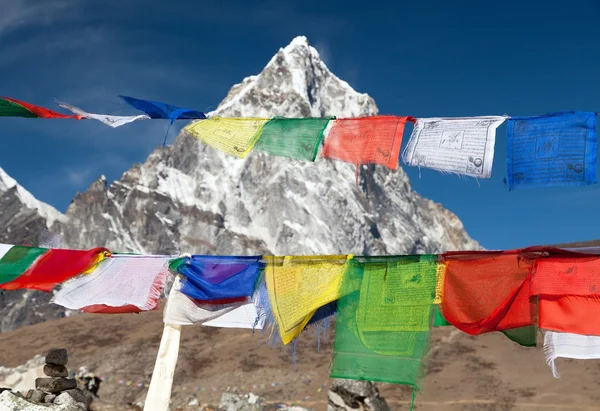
[[35, 377, 77, 393], [45, 349, 68, 366]]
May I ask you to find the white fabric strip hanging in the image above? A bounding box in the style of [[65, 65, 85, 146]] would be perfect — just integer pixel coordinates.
[[143, 323, 182, 411], [57, 101, 150, 128], [543, 330, 600, 378], [203, 303, 263, 329], [402, 116, 507, 178]]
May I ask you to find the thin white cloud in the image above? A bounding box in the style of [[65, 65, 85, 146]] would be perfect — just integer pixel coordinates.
[[0, 0, 80, 37]]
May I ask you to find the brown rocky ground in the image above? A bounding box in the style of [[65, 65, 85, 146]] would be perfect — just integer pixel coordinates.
[[0, 310, 599, 410]]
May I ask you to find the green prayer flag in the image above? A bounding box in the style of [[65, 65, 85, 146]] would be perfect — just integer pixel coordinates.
[[501, 326, 537, 347], [331, 255, 438, 396], [254, 117, 332, 161], [0, 246, 48, 285], [433, 305, 451, 327], [0, 99, 36, 118]]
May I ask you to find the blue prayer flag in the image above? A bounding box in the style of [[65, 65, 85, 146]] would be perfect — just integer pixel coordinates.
[[507, 111, 597, 190], [119, 95, 206, 123], [175, 255, 264, 301]]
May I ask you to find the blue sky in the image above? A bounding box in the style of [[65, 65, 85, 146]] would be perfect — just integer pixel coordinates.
[[1, 0, 599, 250]]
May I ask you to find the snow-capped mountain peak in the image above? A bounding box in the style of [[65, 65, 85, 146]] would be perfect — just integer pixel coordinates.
[[0, 167, 65, 227], [213, 36, 377, 118]]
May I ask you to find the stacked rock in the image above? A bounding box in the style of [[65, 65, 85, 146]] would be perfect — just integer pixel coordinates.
[[35, 349, 76, 395]]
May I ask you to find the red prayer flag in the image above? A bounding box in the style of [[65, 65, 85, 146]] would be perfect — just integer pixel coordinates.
[[1, 247, 108, 291], [81, 304, 142, 314], [441, 250, 536, 335], [531, 255, 600, 297], [538, 296, 600, 335], [531, 256, 600, 335], [3, 97, 82, 119], [323, 116, 413, 170]]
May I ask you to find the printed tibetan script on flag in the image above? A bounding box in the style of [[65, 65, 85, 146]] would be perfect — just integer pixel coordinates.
[[185, 117, 269, 158], [507, 111, 597, 189], [402, 116, 506, 178], [323, 116, 410, 169]]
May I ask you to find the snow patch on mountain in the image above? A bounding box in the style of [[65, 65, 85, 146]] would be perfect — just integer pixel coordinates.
[[0, 167, 65, 227]]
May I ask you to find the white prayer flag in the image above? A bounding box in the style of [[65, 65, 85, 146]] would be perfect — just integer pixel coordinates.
[[402, 116, 507, 178], [543, 330, 600, 378], [163, 277, 243, 326], [52, 255, 170, 311], [57, 101, 150, 128], [203, 303, 263, 329]]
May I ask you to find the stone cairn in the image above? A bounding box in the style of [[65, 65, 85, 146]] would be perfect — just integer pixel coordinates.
[[23, 348, 91, 409]]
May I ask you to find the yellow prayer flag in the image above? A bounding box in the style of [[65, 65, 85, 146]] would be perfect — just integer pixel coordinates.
[[265, 255, 350, 345], [184, 117, 269, 158], [433, 262, 447, 305]]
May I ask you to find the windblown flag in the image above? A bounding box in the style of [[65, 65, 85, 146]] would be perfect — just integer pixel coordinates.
[[203, 303, 263, 329], [322, 116, 412, 171], [441, 250, 536, 336], [402, 116, 507, 178], [52, 255, 171, 313], [507, 111, 597, 190], [0, 245, 108, 291], [264, 255, 350, 344], [531, 255, 600, 336], [119, 95, 206, 122], [543, 330, 600, 378], [254, 117, 333, 161], [184, 117, 269, 158], [0, 97, 81, 119], [330, 256, 439, 409], [170, 255, 264, 302], [163, 277, 244, 326], [57, 101, 150, 128]]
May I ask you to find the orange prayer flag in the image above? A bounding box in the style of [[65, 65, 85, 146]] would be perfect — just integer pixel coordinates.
[[323, 116, 413, 170], [531, 256, 600, 335]]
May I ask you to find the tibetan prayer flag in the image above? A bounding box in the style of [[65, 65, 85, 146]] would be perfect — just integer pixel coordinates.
[[184, 117, 269, 158], [264, 255, 350, 344], [323, 116, 412, 170], [433, 306, 450, 327], [507, 111, 597, 190], [119, 95, 206, 122], [0, 247, 108, 292], [543, 331, 600, 378], [0, 245, 48, 285], [57, 101, 150, 127], [172, 255, 263, 302], [402, 116, 506, 178], [254, 117, 333, 161], [203, 303, 263, 329], [52, 255, 170, 313], [163, 277, 243, 325], [0, 97, 81, 119], [538, 296, 600, 336], [441, 250, 535, 335], [330, 255, 438, 404], [531, 255, 600, 335]]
